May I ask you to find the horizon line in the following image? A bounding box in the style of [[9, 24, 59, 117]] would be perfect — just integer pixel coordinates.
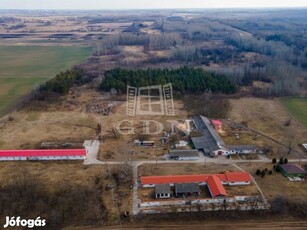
[[1, 6, 307, 11]]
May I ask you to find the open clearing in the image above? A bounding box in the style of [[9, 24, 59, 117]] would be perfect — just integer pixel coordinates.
[[280, 97, 307, 127], [0, 46, 92, 116]]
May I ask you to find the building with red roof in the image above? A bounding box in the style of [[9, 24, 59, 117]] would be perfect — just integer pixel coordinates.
[[207, 175, 227, 197], [142, 171, 252, 199], [211, 119, 223, 130], [0, 149, 87, 161], [225, 172, 252, 185], [141, 171, 252, 187]]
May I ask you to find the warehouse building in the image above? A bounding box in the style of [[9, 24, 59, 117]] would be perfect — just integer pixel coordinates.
[[191, 116, 229, 156], [0, 149, 87, 161], [226, 145, 263, 154], [168, 149, 200, 161], [191, 116, 263, 157]]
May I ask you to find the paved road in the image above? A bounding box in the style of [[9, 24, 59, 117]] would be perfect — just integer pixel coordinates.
[[83, 140, 101, 165]]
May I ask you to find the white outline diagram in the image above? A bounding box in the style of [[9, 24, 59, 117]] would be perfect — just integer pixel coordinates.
[[126, 83, 174, 116]]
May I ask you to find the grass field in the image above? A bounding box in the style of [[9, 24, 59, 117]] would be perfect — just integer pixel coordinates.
[[280, 97, 307, 127], [229, 98, 307, 158], [0, 46, 92, 116]]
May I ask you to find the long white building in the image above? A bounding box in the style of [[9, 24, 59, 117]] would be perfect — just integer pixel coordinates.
[[0, 149, 87, 161]]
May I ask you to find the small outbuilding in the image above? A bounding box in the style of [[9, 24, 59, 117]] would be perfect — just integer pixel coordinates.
[[175, 183, 200, 197], [280, 164, 306, 178], [211, 120, 223, 130], [155, 184, 171, 199]]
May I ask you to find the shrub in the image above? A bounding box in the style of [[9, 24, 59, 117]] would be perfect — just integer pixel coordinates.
[[279, 157, 284, 164], [256, 169, 261, 175]]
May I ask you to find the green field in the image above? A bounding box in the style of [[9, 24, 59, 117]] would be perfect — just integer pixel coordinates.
[[0, 46, 92, 116], [281, 97, 307, 127]]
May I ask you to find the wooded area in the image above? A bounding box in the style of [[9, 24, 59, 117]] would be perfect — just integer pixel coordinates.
[[100, 67, 236, 94]]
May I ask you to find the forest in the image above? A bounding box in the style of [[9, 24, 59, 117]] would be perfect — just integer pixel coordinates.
[[99, 67, 237, 94], [92, 10, 307, 97]]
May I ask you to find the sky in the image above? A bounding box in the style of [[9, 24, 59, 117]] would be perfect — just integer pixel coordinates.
[[1, 0, 307, 10]]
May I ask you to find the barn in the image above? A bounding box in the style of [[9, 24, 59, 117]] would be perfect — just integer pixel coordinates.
[[191, 116, 229, 156], [0, 149, 87, 161], [279, 164, 306, 178]]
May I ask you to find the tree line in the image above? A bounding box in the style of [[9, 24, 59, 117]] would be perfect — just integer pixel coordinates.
[[32, 69, 89, 101], [0, 170, 107, 228], [99, 67, 237, 94]]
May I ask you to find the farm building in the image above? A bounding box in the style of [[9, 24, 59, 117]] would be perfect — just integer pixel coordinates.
[[155, 184, 171, 199], [168, 149, 200, 161], [279, 164, 306, 178], [226, 145, 263, 154], [191, 116, 229, 156], [224, 172, 252, 185], [141, 172, 252, 188], [207, 175, 227, 197], [134, 140, 155, 147], [0, 149, 87, 161], [191, 116, 263, 157], [175, 183, 200, 197], [143, 172, 252, 199], [211, 120, 223, 130]]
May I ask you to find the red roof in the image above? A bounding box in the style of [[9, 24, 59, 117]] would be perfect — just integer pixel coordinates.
[[225, 172, 252, 182], [211, 120, 222, 126], [141, 172, 251, 185], [0, 149, 87, 157], [207, 175, 227, 197]]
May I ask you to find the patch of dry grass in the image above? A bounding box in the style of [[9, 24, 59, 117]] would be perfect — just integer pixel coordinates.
[[229, 98, 307, 158], [138, 163, 237, 177]]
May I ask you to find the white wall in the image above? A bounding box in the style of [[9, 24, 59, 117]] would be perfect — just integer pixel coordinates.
[[0, 157, 27, 161], [228, 181, 251, 186], [178, 156, 199, 161]]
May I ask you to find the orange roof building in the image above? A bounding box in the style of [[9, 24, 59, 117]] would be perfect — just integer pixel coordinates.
[[141, 172, 252, 186], [224, 172, 252, 183], [207, 175, 227, 197]]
